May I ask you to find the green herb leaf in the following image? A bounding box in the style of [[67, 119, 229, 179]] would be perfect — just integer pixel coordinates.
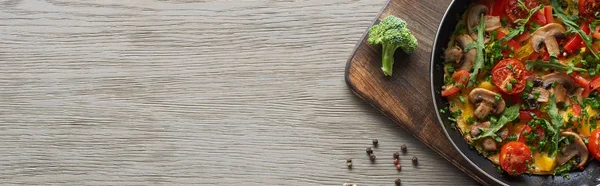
[[472, 105, 520, 141], [468, 15, 486, 87], [547, 94, 564, 158]]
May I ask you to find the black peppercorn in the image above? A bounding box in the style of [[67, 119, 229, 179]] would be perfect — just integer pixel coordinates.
[[372, 139, 379, 146], [393, 152, 400, 158], [395, 178, 401, 185], [393, 158, 399, 165], [412, 156, 418, 165], [366, 147, 373, 154], [401, 144, 407, 153], [346, 158, 352, 163], [369, 154, 376, 161]]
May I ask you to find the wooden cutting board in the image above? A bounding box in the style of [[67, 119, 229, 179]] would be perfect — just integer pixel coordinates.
[[345, 0, 495, 184]]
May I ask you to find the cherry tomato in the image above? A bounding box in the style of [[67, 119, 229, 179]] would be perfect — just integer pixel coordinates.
[[588, 76, 600, 95], [517, 125, 545, 144], [441, 70, 470, 97], [499, 142, 532, 175], [505, 0, 539, 22], [492, 59, 531, 95], [579, 0, 600, 19], [489, 0, 508, 16], [589, 128, 600, 161]]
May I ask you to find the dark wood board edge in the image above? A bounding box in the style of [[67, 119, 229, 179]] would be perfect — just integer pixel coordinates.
[[344, 0, 492, 184]]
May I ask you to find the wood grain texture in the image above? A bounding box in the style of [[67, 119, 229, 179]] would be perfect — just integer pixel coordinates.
[[345, 0, 497, 185], [0, 0, 477, 185]]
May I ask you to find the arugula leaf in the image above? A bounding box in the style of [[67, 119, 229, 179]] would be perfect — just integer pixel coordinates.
[[547, 94, 564, 158], [526, 53, 587, 74], [472, 105, 520, 142], [468, 15, 485, 87], [501, 5, 544, 42], [552, 0, 600, 59]]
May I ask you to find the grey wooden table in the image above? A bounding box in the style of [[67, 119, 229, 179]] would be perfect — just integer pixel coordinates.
[[0, 0, 478, 185]]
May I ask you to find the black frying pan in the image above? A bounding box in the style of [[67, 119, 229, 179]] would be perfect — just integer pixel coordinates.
[[430, 0, 600, 185]]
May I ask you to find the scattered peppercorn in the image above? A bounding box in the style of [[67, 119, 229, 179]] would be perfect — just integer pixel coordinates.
[[393, 152, 400, 158], [372, 139, 379, 146], [393, 158, 399, 165], [396, 164, 402, 171], [347, 162, 353, 168], [366, 147, 373, 154], [369, 153, 376, 161], [412, 156, 418, 165], [343, 183, 357, 186], [395, 178, 401, 185], [346, 158, 352, 163], [401, 144, 407, 153]]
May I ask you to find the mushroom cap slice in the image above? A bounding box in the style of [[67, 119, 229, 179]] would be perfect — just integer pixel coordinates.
[[530, 23, 566, 56], [484, 16, 501, 32], [444, 46, 463, 64], [542, 72, 575, 103], [470, 121, 491, 137], [468, 88, 506, 119], [467, 4, 488, 32], [456, 34, 476, 71], [556, 131, 589, 169]]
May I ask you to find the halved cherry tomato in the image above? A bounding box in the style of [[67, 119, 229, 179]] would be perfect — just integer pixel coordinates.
[[517, 125, 545, 144], [544, 6, 554, 24], [572, 104, 583, 117], [519, 110, 542, 121], [441, 70, 470, 97], [564, 22, 591, 55], [490, 0, 508, 16], [505, 0, 539, 22], [492, 58, 532, 95], [499, 141, 533, 175], [579, 0, 600, 19], [589, 128, 600, 161]]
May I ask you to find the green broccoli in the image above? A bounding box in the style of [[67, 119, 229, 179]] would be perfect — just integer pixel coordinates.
[[367, 16, 418, 76]]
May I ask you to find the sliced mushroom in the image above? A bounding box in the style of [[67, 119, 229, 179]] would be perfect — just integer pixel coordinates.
[[497, 127, 509, 141], [481, 138, 498, 151], [466, 5, 501, 33], [530, 23, 566, 56], [470, 121, 500, 151], [484, 16, 502, 32], [467, 5, 488, 32], [529, 87, 550, 103], [468, 88, 506, 119], [470, 121, 491, 137], [542, 72, 575, 103], [444, 45, 463, 64], [456, 34, 477, 71], [556, 132, 588, 169]]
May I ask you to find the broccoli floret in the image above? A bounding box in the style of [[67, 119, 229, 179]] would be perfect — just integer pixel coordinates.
[[367, 16, 418, 76]]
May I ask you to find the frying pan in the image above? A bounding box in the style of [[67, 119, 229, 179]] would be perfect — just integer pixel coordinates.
[[430, 0, 600, 185]]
